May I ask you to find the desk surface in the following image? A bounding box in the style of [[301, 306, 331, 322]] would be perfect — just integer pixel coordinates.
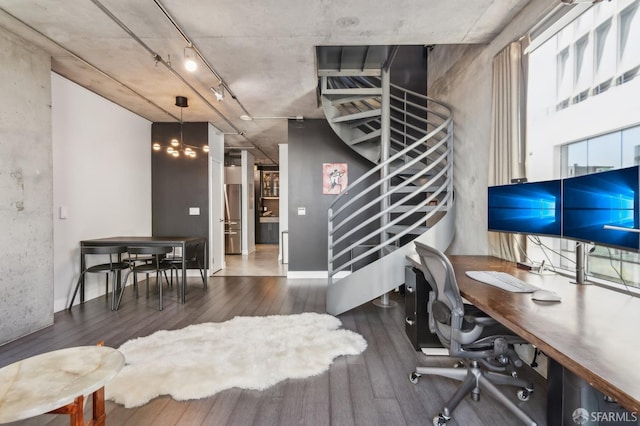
[[447, 255, 640, 413], [0, 346, 124, 423]]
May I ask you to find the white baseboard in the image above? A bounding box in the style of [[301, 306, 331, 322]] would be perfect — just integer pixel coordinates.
[[286, 270, 351, 280], [287, 271, 327, 279]]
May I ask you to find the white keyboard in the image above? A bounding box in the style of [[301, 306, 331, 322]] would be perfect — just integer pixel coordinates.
[[465, 270, 542, 293]]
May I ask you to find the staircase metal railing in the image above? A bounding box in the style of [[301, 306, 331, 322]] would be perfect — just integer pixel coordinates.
[[327, 81, 453, 286]]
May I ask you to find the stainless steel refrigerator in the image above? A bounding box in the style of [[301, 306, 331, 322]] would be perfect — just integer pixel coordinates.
[[224, 184, 242, 254]]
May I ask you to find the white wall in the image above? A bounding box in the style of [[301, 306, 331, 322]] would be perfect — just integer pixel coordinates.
[[52, 74, 152, 312], [279, 143, 289, 263], [528, 69, 640, 183], [241, 150, 255, 254], [208, 124, 225, 273]]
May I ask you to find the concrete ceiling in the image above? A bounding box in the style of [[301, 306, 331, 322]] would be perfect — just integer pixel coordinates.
[[0, 0, 531, 165]]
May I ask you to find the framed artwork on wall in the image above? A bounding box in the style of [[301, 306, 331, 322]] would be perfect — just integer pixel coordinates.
[[322, 163, 348, 194]]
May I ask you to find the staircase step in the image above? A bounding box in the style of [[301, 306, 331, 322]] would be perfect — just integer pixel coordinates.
[[387, 225, 429, 235], [350, 129, 381, 145], [390, 166, 429, 175], [322, 87, 382, 96], [390, 205, 437, 213], [390, 185, 441, 193], [332, 108, 381, 124], [330, 95, 381, 106]]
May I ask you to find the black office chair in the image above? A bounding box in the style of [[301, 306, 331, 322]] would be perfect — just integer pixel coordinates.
[[116, 246, 176, 311], [409, 241, 536, 426], [68, 245, 128, 311]]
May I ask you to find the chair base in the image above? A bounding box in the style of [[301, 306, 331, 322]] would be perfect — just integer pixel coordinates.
[[410, 360, 536, 426]]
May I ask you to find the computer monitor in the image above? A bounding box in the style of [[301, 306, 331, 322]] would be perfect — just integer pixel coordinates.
[[562, 165, 640, 251], [488, 179, 562, 236]]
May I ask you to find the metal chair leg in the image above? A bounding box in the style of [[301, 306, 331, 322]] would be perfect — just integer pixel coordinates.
[[68, 272, 87, 310], [157, 271, 163, 311]]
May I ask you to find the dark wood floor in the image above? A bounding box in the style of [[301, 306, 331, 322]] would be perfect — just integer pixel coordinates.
[[0, 276, 547, 425]]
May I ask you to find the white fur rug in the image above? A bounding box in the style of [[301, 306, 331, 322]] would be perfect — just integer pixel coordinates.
[[105, 312, 367, 408]]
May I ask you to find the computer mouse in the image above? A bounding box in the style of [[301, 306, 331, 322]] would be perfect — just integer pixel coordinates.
[[531, 289, 561, 302]]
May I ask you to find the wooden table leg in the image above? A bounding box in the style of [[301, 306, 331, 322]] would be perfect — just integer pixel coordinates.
[[48, 395, 84, 426], [89, 386, 106, 426]]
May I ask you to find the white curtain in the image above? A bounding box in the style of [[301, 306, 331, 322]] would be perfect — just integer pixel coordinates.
[[488, 40, 528, 261]]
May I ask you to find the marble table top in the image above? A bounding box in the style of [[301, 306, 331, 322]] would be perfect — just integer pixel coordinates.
[[0, 346, 124, 423]]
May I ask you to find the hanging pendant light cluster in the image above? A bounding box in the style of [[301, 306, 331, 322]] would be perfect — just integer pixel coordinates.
[[152, 96, 210, 158]]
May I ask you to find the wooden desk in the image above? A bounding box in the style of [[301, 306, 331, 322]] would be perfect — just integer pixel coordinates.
[[0, 346, 124, 425], [448, 256, 640, 414], [80, 236, 208, 304]]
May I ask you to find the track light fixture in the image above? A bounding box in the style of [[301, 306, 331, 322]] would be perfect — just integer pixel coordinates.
[[184, 45, 197, 72], [211, 84, 224, 102]]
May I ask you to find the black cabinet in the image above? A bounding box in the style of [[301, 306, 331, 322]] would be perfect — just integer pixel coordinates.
[[257, 222, 279, 244], [547, 359, 636, 426], [405, 265, 441, 351]]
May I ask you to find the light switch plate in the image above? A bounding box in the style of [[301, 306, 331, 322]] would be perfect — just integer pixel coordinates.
[[189, 207, 200, 215], [297, 207, 306, 216]]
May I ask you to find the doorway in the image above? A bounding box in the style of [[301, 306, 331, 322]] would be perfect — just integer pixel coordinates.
[[215, 244, 287, 276]]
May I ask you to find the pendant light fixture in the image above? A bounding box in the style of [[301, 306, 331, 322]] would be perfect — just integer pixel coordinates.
[[152, 96, 209, 158]]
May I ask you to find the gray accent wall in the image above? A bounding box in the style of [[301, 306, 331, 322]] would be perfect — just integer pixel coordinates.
[[151, 122, 209, 263], [0, 28, 53, 345], [288, 119, 379, 271]]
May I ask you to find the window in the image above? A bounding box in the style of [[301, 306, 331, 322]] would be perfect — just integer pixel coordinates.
[[557, 48, 572, 104], [546, 0, 640, 105], [574, 35, 592, 99], [594, 20, 614, 88], [622, 126, 640, 167], [552, 128, 640, 289], [527, 0, 640, 290], [618, 3, 639, 75]]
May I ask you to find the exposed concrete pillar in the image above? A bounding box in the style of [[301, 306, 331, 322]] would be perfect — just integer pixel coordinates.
[[0, 27, 54, 345]]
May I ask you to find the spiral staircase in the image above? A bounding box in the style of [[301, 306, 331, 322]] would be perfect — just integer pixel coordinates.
[[320, 47, 456, 315]]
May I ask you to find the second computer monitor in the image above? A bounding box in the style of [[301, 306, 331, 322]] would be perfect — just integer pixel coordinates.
[[562, 165, 640, 251]]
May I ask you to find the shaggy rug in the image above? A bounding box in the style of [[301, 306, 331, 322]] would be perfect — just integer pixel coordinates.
[[105, 312, 367, 408]]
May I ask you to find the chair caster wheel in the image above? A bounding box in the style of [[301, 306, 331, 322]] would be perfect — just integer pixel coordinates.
[[433, 414, 448, 425], [517, 388, 532, 401], [409, 372, 421, 384], [453, 361, 464, 368]]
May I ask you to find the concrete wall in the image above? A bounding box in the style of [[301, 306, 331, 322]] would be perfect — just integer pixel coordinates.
[[0, 27, 53, 345], [427, 0, 558, 255], [53, 74, 151, 312]]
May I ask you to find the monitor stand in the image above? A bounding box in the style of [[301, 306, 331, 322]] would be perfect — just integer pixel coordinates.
[[571, 242, 592, 285]]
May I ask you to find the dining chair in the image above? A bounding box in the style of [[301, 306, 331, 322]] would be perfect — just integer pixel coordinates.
[[68, 245, 128, 311], [161, 242, 207, 294], [116, 246, 176, 311]]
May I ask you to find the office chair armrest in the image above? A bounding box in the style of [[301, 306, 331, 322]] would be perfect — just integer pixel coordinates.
[[469, 316, 497, 327]]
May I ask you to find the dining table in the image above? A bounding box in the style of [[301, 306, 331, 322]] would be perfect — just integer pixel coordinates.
[[79, 236, 207, 305]]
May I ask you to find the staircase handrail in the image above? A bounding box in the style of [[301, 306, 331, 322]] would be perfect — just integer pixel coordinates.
[[327, 83, 453, 281]]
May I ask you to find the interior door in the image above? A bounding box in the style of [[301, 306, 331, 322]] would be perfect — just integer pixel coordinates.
[[210, 157, 224, 273]]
